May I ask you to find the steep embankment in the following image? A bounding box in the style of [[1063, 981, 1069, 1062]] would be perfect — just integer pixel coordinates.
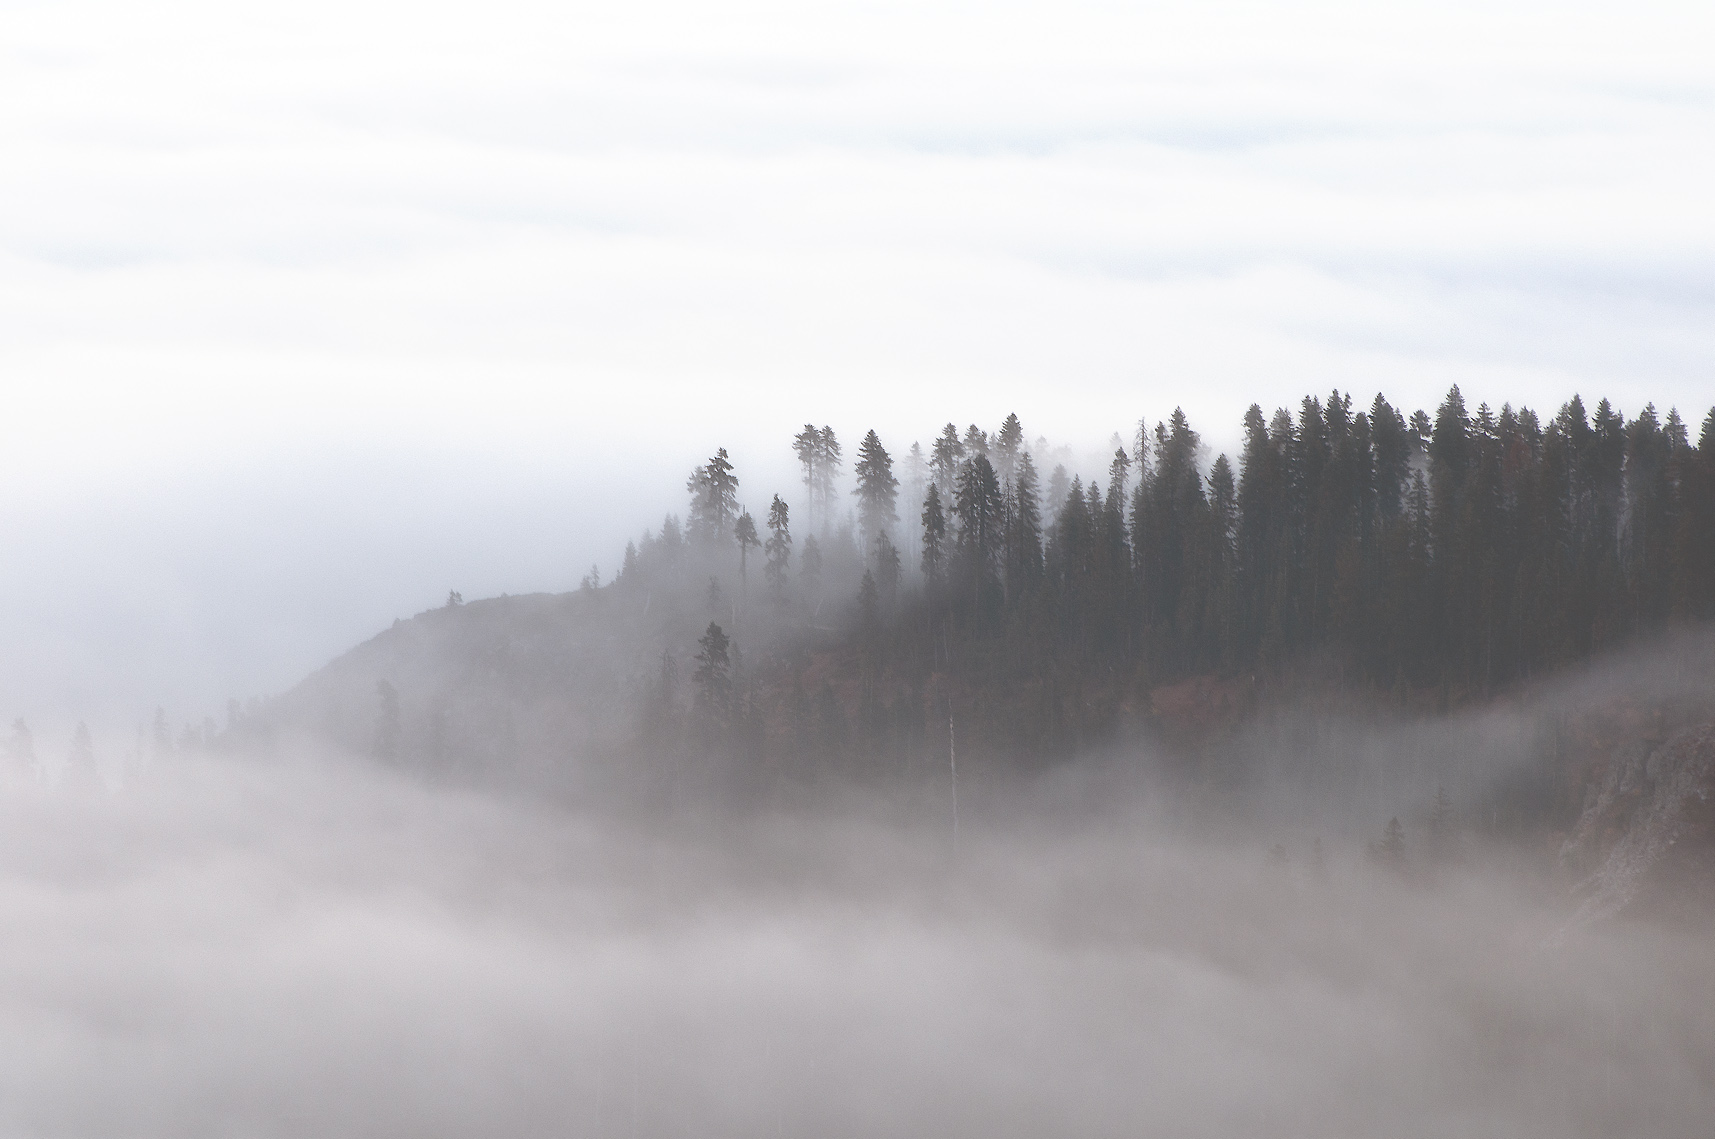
[[1560, 721, 1715, 928], [261, 579, 1715, 918], [262, 590, 668, 791]]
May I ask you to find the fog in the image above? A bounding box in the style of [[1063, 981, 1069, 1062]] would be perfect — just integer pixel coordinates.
[[1, 732, 1710, 1138], [8, 0, 1715, 724]]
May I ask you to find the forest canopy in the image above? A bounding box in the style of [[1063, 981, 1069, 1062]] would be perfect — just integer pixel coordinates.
[[618, 391, 1715, 765]]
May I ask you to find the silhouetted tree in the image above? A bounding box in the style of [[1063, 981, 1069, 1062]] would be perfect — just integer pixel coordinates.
[[853, 429, 899, 551], [686, 448, 739, 544], [920, 483, 947, 587], [734, 510, 759, 594], [765, 495, 792, 603], [693, 623, 733, 736]]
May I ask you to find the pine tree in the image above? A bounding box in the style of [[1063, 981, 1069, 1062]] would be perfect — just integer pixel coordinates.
[[874, 530, 901, 600], [794, 425, 820, 529], [800, 534, 823, 596], [693, 622, 733, 728], [815, 426, 843, 529], [852, 429, 900, 550], [920, 483, 947, 586], [734, 510, 759, 595], [68, 722, 96, 787], [8, 719, 34, 777], [686, 447, 739, 544], [1006, 450, 1044, 591], [153, 707, 172, 762], [930, 423, 964, 497], [994, 413, 1024, 484], [858, 569, 879, 628], [953, 454, 1003, 608], [765, 495, 792, 603]]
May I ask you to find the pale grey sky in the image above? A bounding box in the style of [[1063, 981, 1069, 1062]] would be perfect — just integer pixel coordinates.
[[2, 0, 1712, 734]]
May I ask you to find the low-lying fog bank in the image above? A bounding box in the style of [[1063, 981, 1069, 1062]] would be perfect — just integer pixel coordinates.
[[0, 755, 1709, 1138]]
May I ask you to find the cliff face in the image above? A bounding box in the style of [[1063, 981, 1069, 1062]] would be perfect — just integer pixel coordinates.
[[1559, 721, 1715, 928]]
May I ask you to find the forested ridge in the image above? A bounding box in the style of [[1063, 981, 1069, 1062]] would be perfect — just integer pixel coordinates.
[[611, 387, 1715, 767]]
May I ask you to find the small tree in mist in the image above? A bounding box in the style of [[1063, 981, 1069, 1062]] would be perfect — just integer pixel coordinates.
[[800, 535, 823, 599], [874, 531, 901, 602], [1426, 785, 1454, 862], [693, 622, 733, 735], [765, 495, 792, 603], [734, 510, 760, 596], [858, 569, 879, 630], [1369, 817, 1406, 869], [67, 722, 95, 788], [9, 719, 34, 777], [153, 708, 171, 762]]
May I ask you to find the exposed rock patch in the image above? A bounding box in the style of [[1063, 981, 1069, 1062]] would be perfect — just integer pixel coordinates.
[[1558, 721, 1715, 933]]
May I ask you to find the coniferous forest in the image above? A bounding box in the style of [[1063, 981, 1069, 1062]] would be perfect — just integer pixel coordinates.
[[607, 387, 1715, 771]]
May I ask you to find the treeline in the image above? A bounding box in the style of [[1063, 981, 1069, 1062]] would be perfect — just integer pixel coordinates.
[[614, 390, 1715, 758]]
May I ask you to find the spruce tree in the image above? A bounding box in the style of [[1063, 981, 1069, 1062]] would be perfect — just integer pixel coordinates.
[[693, 622, 733, 729], [920, 483, 947, 585], [993, 413, 1024, 484], [930, 424, 964, 496], [765, 495, 792, 603], [734, 510, 759, 594], [793, 424, 822, 530], [852, 429, 900, 550], [874, 530, 901, 600]]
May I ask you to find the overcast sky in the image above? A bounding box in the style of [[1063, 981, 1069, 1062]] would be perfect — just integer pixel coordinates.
[[3, 0, 1712, 733]]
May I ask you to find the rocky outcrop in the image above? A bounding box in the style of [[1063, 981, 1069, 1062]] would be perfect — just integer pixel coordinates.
[[1558, 721, 1715, 931]]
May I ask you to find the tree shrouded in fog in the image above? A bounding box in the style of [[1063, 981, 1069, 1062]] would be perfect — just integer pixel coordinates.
[[765, 495, 792, 603], [920, 482, 947, 587], [929, 423, 963, 497], [793, 425, 842, 533], [693, 622, 732, 727], [577, 388, 1715, 770], [687, 448, 740, 545], [733, 510, 759, 594], [852, 429, 899, 551]]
